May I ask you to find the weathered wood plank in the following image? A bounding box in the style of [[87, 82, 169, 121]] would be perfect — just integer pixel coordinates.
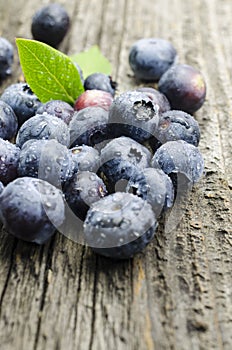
[[0, 0, 231, 349]]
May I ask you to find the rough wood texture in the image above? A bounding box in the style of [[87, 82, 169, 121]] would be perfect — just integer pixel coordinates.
[[0, 0, 231, 349]]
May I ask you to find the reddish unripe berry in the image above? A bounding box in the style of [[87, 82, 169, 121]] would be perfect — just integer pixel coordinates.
[[74, 90, 113, 112]]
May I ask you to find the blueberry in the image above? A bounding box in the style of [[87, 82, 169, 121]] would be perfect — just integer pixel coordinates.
[[0, 37, 14, 80], [69, 145, 100, 173], [0, 181, 4, 195], [18, 139, 74, 187], [74, 90, 113, 112], [0, 100, 18, 140], [136, 87, 171, 113], [155, 110, 200, 147], [129, 38, 177, 81], [84, 73, 117, 96], [126, 168, 174, 218], [0, 139, 20, 185], [83, 192, 157, 259], [31, 3, 70, 48], [151, 140, 204, 188], [16, 112, 70, 148], [1, 83, 42, 126], [36, 100, 74, 125], [69, 106, 109, 147], [0, 177, 65, 244], [64, 171, 107, 220], [158, 64, 206, 114], [108, 90, 159, 143], [99, 136, 152, 191]]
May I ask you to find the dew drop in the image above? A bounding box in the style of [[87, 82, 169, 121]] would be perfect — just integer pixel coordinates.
[[88, 188, 97, 197], [26, 101, 34, 108], [89, 174, 97, 181], [45, 201, 52, 208], [114, 151, 121, 157], [134, 231, 140, 237]]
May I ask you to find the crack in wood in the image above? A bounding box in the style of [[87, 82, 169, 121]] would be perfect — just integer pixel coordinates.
[[88, 255, 98, 350], [0, 238, 18, 317], [33, 237, 56, 350]]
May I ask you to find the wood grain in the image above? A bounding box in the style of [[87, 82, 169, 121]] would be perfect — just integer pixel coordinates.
[[0, 0, 231, 349]]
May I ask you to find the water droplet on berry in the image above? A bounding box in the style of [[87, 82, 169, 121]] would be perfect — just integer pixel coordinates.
[[54, 107, 62, 114], [89, 174, 96, 181], [56, 156, 65, 165], [88, 188, 97, 197], [26, 101, 34, 108], [51, 119, 59, 126], [45, 201, 52, 208], [114, 151, 121, 157], [81, 160, 90, 168], [134, 231, 140, 237], [45, 166, 51, 174]]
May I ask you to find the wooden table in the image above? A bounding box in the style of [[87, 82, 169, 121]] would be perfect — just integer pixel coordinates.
[[0, 0, 231, 349]]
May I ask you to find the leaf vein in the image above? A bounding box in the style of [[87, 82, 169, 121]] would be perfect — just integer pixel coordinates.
[[20, 41, 75, 103]]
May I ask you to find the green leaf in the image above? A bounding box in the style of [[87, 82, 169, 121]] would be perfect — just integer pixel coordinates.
[[70, 45, 112, 78], [16, 38, 84, 104]]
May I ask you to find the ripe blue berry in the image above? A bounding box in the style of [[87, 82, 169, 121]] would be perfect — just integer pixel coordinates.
[[155, 110, 200, 147], [0, 177, 65, 244], [31, 3, 70, 48], [126, 168, 174, 217], [151, 140, 204, 186], [69, 106, 109, 147], [0, 100, 18, 140], [64, 171, 107, 220], [69, 145, 100, 173], [36, 100, 74, 125], [84, 73, 117, 96], [1, 83, 42, 126], [158, 64, 206, 114], [83, 192, 157, 259], [18, 139, 74, 187], [108, 90, 159, 143], [129, 38, 177, 81], [0, 139, 20, 185], [0, 37, 14, 80], [16, 112, 70, 148], [99, 136, 152, 191]]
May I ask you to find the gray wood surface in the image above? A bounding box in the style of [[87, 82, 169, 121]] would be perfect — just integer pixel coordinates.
[[0, 0, 231, 349]]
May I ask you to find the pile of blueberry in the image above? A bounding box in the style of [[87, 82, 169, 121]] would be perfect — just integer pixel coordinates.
[[0, 3, 205, 259]]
